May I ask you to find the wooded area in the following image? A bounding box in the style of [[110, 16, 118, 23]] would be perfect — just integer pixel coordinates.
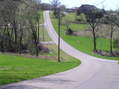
[[0, 0, 43, 56]]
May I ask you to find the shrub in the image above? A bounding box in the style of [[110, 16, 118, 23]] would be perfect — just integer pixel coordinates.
[[65, 28, 74, 35]]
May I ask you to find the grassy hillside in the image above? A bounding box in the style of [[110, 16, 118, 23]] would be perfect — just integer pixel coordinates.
[[50, 12, 119, 60]]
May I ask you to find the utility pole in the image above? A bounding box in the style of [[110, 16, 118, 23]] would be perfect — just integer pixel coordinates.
[[58, 8, 61, 62]]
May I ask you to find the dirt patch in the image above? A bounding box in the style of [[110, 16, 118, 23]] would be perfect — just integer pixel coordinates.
[[65, 28, 93, 37], [73, 30, 92, 37], [0, 53, 57, 61], [94, 50, 119, 57]]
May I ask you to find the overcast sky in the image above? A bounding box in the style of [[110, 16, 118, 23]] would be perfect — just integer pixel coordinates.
[[41, 0, 119, 10]]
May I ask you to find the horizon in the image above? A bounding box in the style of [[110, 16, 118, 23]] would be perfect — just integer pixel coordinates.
[[41, 0, 119, 10]]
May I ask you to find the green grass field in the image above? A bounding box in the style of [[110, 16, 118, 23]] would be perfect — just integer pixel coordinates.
[[62, 13, 89, 31], [50, 12, 119, 60], [0, 12, 80, 85], [0, 53, 80, 85]]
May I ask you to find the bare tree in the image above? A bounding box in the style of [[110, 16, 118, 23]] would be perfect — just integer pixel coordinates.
[[105, 13, 117, 55], [0, 0, 20, 52], [86, 10, 102, 52], [60, 5, 66, 12], [51, 0, 61, 18], [26, 1, 41, 56], [0, 0, 42, 55]]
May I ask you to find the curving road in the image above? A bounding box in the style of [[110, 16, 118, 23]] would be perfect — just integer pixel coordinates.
[[0, 11, 119, 89]]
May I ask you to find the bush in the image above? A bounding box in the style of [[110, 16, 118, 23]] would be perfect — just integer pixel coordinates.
[[65, 28, 74, 35]]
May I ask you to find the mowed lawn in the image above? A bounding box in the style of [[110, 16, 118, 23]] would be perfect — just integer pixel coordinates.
[[62, 13, 89, 31], [50, 12, 119, 60], [0, 54, 80, 85]]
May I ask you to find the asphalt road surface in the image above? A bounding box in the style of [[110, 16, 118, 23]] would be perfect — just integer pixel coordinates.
[[0, 11, 119, 89]]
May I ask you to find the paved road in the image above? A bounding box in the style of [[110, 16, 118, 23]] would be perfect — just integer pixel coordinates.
[[40, 41, 55, 45], [0, 11, 119, 89]]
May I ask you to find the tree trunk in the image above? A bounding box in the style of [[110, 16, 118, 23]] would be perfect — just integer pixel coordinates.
[[13, 21, 18, 52], [36, 45, 39, 56], [0, 40, 4, 53], [110, 34, 113, 55], [19, 29, 23, 54], [110, 26, 113, 55], [92, 28, 97, 52], [6, 26, 12, 51]]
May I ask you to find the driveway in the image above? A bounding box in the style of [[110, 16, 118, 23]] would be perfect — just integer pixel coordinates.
[[0, 11, 119, 89]]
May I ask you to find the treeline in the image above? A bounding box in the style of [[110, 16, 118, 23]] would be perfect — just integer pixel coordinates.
[[0, 0, 42, 56]]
